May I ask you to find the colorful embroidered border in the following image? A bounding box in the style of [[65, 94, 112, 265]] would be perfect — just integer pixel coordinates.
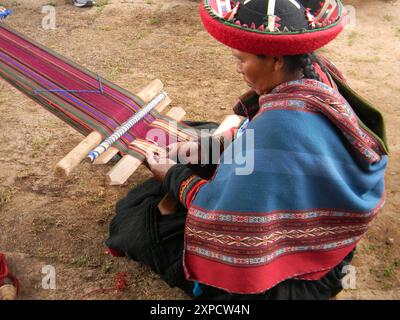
[[179, 175, 205, 208], [185, 197, 384, 266], [258, 79, 386, 163], [185, 236, 360, 266], [186, 224, 367, 248], [188, 198, 384, 224]]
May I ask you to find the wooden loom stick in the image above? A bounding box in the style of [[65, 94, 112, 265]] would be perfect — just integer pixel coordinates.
[[54, 79, 164, 177], [157, 114, 242, 215], [0, 284, 17, 300], [106, 107, 187, 186], [55, 131, 102, 178]]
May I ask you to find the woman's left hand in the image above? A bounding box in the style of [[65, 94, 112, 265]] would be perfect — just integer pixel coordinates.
[[145, 150, 176, 182]]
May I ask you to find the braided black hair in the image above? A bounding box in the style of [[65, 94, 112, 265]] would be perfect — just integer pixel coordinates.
[[284, 52, 327, 81]]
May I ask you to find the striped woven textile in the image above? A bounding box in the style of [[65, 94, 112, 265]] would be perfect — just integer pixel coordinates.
[[0, 24, 197, 159]]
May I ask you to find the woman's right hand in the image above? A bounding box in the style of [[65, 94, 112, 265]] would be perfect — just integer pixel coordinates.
[[167, 141, 202, 165]]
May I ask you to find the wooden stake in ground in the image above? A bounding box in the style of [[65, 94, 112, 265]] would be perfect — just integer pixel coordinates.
[[0, 284, 17, 300]]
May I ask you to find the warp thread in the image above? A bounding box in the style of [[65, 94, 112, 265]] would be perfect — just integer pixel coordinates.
[[34, 74, 104, 95]]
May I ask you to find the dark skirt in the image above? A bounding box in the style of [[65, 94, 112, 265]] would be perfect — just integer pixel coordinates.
[[106, 121, 355, 300]]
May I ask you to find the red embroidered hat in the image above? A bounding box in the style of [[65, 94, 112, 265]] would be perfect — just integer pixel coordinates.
[[200, 0, 348, 55]]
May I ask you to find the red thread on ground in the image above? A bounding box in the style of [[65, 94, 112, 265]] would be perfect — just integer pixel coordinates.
[[115, 272, 128, 293]]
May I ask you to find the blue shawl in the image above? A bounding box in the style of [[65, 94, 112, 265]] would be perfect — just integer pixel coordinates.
[[181, 78, 388, 294]]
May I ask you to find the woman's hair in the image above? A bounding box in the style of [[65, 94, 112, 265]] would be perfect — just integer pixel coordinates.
[[257, 52, 328, 81], [284, 52, 324, 81]]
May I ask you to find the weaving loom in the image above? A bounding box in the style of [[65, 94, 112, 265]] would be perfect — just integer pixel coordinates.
[[0, 16, 241, 201]]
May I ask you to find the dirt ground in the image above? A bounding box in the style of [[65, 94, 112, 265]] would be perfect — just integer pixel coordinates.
[[0, 0, 399, 300]]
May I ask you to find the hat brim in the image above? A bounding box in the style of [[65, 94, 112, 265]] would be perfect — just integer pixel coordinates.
[[199, 2, 348, 56]]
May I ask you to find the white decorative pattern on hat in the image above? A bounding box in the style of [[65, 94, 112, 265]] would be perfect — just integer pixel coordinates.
[[267, 0, 276, 32], [216, 0, 232, 16], [324, 1, 338, 20], [316, 0, 337, 20], [288, 0, 301, 9]]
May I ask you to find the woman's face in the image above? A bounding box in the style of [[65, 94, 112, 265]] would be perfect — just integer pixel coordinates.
[[231, 49, 287, 95]]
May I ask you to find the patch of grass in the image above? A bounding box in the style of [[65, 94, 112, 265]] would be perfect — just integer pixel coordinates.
[[96, 6, 105, 16], [47, 0, 56, 6], [105, 201, 115, 212], [31, 137, 51, 156], [95, 0, 108, 7], [0, 2, 18, 7], [70, 255, 99, 268], [97, 25, 112, 31], [147, 16, 161, 26], [347, 31, 358, 46], [105, 58, 128, 81], [127, 29, 153, 46], [145, 0, 154, 4], [363, 241, 394, 257], [36, 249, 65, 263], [94, 0, 108, 16], [396, 27, 400, 38], [33, 215, 57, 227], [184, 36, 194, 43], [32, 215, 61, 233], [383, 259, 400, 279], [102, 260, 113, 274], [370, 258, 400, 289], [383, 14, 393, 22], [0, 186, 16, 210], [382, 282, 394, 289], [90, 193, 106, 205], [383, 265, 396, 279]]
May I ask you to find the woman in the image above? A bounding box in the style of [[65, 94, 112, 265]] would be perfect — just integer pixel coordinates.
[[106, 0, 389, 299]]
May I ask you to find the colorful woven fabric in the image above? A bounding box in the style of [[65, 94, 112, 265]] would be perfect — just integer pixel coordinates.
[[182, 73, 388, 294], [0, 24, 197, 160]]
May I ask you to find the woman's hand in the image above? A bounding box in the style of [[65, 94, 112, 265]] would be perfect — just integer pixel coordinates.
[[167, 141, 201, 164], [145, 151, 176, 182], [146, 141, 202, 181]]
